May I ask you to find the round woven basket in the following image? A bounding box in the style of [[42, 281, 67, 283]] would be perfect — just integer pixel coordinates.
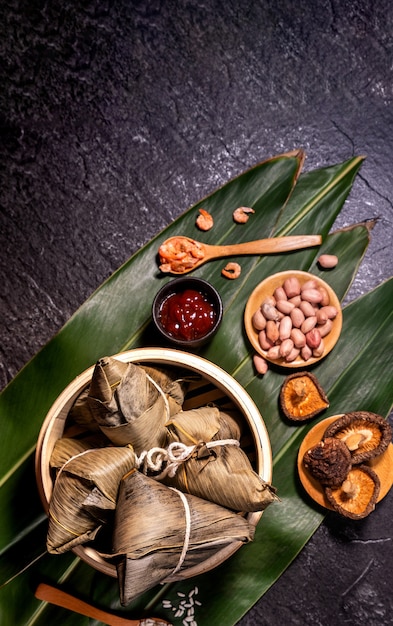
[[35, 347, 272, 580]]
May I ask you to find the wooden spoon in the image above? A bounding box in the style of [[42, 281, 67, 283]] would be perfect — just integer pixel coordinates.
[[158, 234, 322, 274], [35, 583, 172, 626]]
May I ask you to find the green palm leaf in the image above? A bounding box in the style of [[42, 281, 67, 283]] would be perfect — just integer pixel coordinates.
[[1, 151, 391, 625]]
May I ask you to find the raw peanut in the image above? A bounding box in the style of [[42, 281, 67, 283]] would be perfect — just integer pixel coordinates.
[[301, 315, 317, 334], [306, 328, 321, 349], [288, 295, 302, 306], [301, 288, 323, 304], [313, 338, 325, 358], [315, 308, 328, 325], [280, 338, 294, 358], [252, 308, 267, 330], [266, 320, 280, 344], [283, 276, 301, 298], [320, 305, 337, 319], [290, 307, 305, 328], [301, 279, 319, 291], [279, 316, 293, 341], [285, 347, 300, 362], [276, 299, 295, 315], [274, 286, 287, 301], [318, 254, 338, 269], [267, 345, 281, 360], [318, 286, 330, 306], [253, 353, 269, 375], [317, 319, 333, 338], [290, 328, 306, 348], [258, 330, 274, 351], [261, 300, 280, 321], [299, 300, 316, 318], [301, 345, 313, 361]]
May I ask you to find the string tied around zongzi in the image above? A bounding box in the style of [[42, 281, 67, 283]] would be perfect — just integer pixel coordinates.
[[136, 439, 240, 479]]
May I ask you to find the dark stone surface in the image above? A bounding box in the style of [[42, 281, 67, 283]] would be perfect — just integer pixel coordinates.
[[0, 1, 392, 624]]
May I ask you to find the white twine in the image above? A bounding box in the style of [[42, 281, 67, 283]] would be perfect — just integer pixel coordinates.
[[143, 370, 171, 420], [169, 487, 192, 575], [136, 438, 240, 480]]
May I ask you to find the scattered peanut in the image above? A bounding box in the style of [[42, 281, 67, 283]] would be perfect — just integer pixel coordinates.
[[279, 316, 292, 341], [283, 276, 301, 298], [306, 328, 322, 349], [301, 288, 323, 304], [266, 320, 280, 344], [318, 286, 330, 306], [318, 254, 338, 269], [318, 318, 333, 338], [301, 315, 317, 334], [280, 338, 295, 358], [276, 299, 295, 315], [274, 286, 287, 301], [301, 345, 313, 361], [253, 353, 269, 375], [290, 307, 305, 328], [290, 327, 307, 348], [252, 308, 267, 331], [299, 300, 316, 318], [261, 300, 280, 321], [258, 330, 274, 351], [251, 275, 339, 363]]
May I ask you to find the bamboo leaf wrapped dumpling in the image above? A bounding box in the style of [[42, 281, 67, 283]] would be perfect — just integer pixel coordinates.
[[47, 446, 136, 554], [163, 406, 278, 512], [49, 434, 110, 471], [68, 358, 130, 432], [86, 357, 189, 451], [112, 469, 254, 605]]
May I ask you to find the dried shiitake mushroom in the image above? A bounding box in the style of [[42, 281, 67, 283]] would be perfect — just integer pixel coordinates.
[[280, 371, 329, 421], [323, 411, 392, 464], [303, 437, 351, 487], [324, 464, 380, 519]]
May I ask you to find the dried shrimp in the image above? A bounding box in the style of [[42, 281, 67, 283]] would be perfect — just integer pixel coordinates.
[[158, 237, 205, 273], [196, 208, 214, 231], [233, 206, 255, 224], [221, 262, 242, 279]]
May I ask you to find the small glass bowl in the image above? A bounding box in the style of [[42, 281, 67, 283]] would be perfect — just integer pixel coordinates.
[[152, 277, 223, 349]]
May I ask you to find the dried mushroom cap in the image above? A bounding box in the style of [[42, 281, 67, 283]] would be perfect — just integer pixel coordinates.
[[303, 437, 351, 487], [324, 464, 380, 519], [280, 371, 329, 421], [323, 411, 392, 464]]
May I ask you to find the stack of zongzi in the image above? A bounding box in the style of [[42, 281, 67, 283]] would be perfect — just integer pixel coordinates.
[[46, 356, 277, 605]]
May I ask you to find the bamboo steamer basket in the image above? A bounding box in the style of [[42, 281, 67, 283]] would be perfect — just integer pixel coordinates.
[[35, 347, 273, 580]]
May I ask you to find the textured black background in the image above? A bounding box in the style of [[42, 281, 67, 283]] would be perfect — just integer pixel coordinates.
[[1, 1, 392, 624]]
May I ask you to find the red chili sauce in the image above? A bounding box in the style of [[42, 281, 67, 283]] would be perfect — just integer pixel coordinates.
[[158, 288, 217, 341]]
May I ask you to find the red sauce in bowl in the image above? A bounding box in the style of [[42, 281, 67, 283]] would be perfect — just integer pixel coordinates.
[[158, 288, 217, 341]]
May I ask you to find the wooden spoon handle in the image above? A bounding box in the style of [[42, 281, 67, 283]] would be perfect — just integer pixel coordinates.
[[35, 583, 170, 626], [208, 234, 322, 257]]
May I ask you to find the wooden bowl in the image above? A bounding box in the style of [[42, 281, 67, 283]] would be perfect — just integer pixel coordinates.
[[297, 415, 393, 510], [244, 270, 342, 368], [35, 347, 272, 580]]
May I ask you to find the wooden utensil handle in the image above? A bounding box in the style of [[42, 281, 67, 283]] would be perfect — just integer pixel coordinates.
[[35, 582, 140, 626], [216, 234, 322, 256]]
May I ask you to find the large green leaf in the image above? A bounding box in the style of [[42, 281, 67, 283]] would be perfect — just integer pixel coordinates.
[[1, 152, 392, 625]]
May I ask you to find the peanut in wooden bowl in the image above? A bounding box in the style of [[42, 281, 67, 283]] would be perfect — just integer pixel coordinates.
[[297, 415, 393, 510], [35, 347, 272, 580], [244, 271, 342, 368]]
